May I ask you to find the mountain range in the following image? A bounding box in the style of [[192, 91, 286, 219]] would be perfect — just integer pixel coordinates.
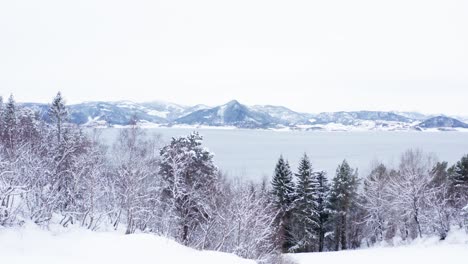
[[20, 100, 468, 131]]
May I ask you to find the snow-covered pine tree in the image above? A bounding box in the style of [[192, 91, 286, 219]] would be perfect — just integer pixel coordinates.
[[425, 162, 452, 240], [17, 108, 40, 144], [1, 95, 18, 150], [329, 160, 359, 251], [448, 155, 468, 202], [315, 171, 331, 252], [271, 155, 295, 252], [48, 92, 68, 144], [290, 153, 319, 253]]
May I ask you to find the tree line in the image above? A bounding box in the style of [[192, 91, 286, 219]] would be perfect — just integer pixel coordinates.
[[0, 92, 467, 263], [271, 151, 468, 253]]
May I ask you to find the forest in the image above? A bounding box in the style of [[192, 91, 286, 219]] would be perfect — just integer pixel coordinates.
[[0, 93, 467, 263]]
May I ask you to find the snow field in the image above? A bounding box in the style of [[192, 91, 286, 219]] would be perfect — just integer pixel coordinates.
[[0, 223, 255, 264], [289, 228, 468, 264]]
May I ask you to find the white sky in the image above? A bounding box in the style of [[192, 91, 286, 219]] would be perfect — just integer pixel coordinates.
[[0, 0, 467, 115]]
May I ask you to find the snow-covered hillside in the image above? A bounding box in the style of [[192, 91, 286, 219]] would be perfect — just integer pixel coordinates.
[[19, 100, 468, 130], [0, 224, 255, 264], [288, 228, 468, 264]]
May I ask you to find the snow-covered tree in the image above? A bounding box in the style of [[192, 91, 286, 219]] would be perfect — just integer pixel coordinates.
[[315, 171, 331, 252], [290, 153, 319, 252], [387, 149, 435, 239], [448, 155, 468, 212], [1, 95, 18, 150], [159, 132, 219, 245], [48, 92, 68, 144], [271, 155, 295, 252], [71, 130, 110, 230], [111, 125, 160, 234], [361, 163, 392, 244], [329, 160, 359, 251], [209, 178, 277, 262], [17, 108, 40, 144]]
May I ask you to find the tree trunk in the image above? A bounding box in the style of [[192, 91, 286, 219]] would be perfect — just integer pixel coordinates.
[[341, 214, 347, 250]]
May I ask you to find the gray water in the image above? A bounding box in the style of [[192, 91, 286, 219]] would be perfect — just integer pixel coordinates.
[[99, 128, 468, 181]]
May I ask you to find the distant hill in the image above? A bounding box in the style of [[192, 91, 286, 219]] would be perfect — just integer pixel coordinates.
[[174, 100, 286, 128], [17, 100, 468, 131], [418, 116, 468, 129]]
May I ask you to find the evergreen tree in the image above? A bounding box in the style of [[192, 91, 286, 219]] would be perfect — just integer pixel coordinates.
[[1, 95, 17, 150], [290, 153, 319, 252], [448, 155, 468, 219], [48, 92, 68, 143], [315, 171, 330, 252], [271, 155, 295, 252], [449, 155, 468, 193], [329, 160, 359, 251]]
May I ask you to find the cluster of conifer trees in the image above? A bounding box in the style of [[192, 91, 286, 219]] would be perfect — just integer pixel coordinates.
[[271, 151, 468, 253]]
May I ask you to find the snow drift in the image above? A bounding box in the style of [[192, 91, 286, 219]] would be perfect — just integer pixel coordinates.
[[288, 228, 468, 264], [0, 224, 256, 264]]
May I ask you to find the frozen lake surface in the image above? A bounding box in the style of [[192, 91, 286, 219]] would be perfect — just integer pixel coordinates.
[[99, 128, 468, 181]]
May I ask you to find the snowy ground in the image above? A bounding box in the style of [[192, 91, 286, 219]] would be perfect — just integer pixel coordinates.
[[288, 229, 468, 264], [0, 223, 255, 264], [2, 224, 467, 264]]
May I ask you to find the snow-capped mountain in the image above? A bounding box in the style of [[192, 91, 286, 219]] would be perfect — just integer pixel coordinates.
[[138, 101, 188, 120], [175, 100, 286, 128], [312, 111, 412, 125], [18, 100, 468, 131], [251, 105, 313, 125], [391, 111, 433, 121], [21, 101, 193, 126], [418, 116, 468, 129]]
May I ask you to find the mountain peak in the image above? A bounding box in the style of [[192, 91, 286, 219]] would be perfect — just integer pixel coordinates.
[[225, 100, 241, 106]]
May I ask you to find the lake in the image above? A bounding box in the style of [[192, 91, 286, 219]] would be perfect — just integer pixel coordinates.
[[99, 128, 468, 181]]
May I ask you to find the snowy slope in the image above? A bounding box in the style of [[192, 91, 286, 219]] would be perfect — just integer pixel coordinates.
[[288, 229, 468, 264], [251, 105, 311, 125], [0, 224, 255, 264], [418, 116, 468, 129]]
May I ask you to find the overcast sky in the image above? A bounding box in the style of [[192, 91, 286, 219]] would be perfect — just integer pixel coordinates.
[[1, 0, 467, 115]]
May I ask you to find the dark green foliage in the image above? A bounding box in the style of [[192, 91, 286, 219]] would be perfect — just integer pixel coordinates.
[[271, 155, 295, 210], [271, 155, 295, 252], [448, 155, 468, 212], [1, 95, 17, 149], [315, 171, 330, 252], [449, 155, 468, 191], [329, 160, 359, 251], [290, 154, 319, 252]]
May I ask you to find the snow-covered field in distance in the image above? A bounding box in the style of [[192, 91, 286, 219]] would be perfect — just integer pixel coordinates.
[[0, 223, 255, 264], [97, 128, 468, 181], [288, 228, 468, 264]]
